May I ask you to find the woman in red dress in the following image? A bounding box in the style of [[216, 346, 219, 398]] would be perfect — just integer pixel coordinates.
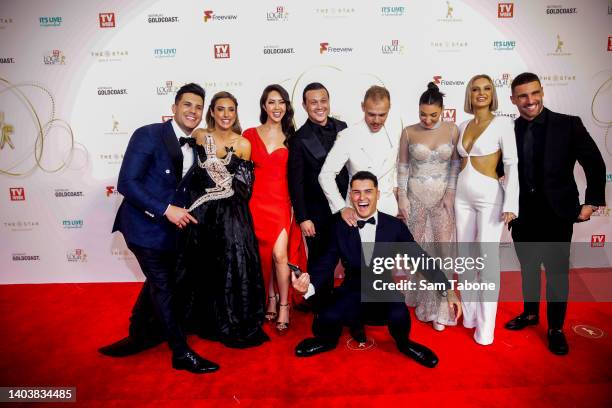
[[243, 84, 307, 334]]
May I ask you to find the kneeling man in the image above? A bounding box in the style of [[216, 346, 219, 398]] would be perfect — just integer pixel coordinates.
[[292, 171, 461, 368]]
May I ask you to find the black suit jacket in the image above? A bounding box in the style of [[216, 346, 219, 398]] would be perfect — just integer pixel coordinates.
[[515, 108, 606, 220], [288, 117, 348, 225], [308, 212, 450, 298], [112, 120, 194, 250]]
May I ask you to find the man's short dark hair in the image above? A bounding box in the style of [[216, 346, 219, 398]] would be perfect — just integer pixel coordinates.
[[511, 72, 541, 93], [175, 82, 205, 104], [351, 171, 378, 188], [302, 82, 329, 103]]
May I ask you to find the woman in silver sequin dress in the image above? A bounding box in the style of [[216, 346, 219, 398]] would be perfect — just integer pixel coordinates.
[[397, 83, 460, 331]]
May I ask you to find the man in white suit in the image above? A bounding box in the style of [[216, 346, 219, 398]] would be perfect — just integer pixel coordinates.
[[319, 85, 399, 227]]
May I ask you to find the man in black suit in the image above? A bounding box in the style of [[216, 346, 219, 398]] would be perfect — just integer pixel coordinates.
[[288, 83, 366, 339], [505, 72, 606, 355], [292, 171, 461, 368], [99, 83, 219, 373], [288, 82, 348, 278]]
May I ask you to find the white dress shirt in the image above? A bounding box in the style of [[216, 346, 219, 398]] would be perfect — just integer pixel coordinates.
[[170, 119, 194, 177], [319, 120, 399, 216]]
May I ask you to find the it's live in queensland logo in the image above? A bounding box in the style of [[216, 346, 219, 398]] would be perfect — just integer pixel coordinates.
[[39, 16, 62, 27], [154, 48, 176, 58], [62, 219, 83, 229], [43, 50, 66, 65], [203, 10, 238, 22], [267, 6, 289, 21], [381, 6, 405, 17], [319, 42, 353, 54], [493, 40, 516, 51]]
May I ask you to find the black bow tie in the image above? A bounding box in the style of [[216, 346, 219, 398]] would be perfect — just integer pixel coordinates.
[[357, 217, 376, 229], [179, 136, 196, 147]]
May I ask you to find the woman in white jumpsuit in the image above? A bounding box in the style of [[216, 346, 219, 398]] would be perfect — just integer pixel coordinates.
[[455, 74, 519, 345]]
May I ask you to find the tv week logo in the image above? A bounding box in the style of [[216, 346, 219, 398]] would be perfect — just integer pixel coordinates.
[[498, 3, 514, 18], [99, 12, 116, 28], [9, 187, 25, 201], [442, 109, 456, 122], [591, 234, 605, 247], [214, 44, 230, 59], [608, 36, 612, 52]]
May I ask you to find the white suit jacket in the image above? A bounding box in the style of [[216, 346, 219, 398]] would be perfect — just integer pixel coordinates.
[[318, 120, 399, 216]]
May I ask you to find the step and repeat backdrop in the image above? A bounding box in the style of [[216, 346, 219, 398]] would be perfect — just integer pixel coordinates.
[[1, 0, 611, 283]]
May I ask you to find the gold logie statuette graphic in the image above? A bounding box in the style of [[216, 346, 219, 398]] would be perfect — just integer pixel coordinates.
[[0, 112, 14, 149], [556, 34, 564, 53], [446, 1, 454, 18]]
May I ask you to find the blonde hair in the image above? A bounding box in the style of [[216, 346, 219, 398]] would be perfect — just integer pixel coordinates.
[[463, 74, 498, 114], [363, 85, 390, 104]]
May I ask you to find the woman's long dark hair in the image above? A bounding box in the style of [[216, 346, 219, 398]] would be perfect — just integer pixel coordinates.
[[259, 84, 295, 144]]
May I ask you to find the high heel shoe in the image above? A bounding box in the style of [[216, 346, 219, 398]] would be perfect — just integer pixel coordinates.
[[265, 294, 279, 323], [432, 322, 446, 332], [276, 303, 290, 335]]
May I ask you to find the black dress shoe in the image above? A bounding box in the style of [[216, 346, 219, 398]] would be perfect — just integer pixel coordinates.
[[397, 340, 439, 368], [172, 350, 219, 374], [504, 313, 539, 330], [547, 329, 569, 355], [350, 326, 367, 344], [98, 336, 162, 357], [295, 337, 337, 357]]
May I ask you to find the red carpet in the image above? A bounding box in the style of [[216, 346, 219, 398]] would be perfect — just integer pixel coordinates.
[[1, 277, 611, 407]]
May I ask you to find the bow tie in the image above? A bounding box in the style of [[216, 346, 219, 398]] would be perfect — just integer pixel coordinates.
[[179, 136, 196, 147], [357, 217, 376, 229]]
